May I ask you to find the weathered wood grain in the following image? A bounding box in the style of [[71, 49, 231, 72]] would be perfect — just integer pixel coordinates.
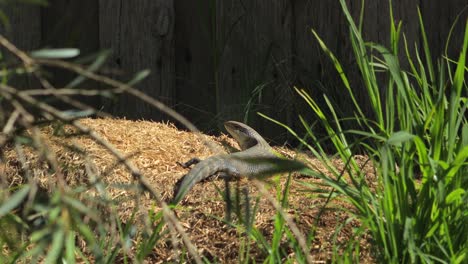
[[99, 0, 175, 120], [0, 4, 41, 50], [215, 0, 294, 140], [1, 1, 466, 140], [293, 0, 421, 129], [41, 0, 100, 108], [420, 0, 467, 62], [0, 3, 41, 90], [173, 0, 217, 131]]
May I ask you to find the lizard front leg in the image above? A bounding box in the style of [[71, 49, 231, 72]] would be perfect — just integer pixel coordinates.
[[176, 157, 201, 168]]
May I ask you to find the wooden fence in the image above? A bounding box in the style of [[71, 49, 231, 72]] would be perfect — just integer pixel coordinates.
[[1, 0, 467, 142]]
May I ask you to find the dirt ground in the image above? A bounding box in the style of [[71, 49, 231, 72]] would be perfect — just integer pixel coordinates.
[[2, 118, 377, 263]]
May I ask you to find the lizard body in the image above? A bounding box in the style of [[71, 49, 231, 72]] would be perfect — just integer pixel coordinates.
[[171, 121, 305, 205]]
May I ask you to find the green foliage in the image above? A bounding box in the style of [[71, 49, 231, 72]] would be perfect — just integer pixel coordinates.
[[270, 0, 468, 262], [30, 48, 80, 59], [222, 173, 310, 264]]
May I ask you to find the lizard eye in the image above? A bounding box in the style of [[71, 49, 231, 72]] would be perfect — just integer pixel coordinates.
[[237, 127, 248, 134]]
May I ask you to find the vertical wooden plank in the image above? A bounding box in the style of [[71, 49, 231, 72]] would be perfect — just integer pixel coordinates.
[[391, 0, 421, 59], [421, 0, 467, 61], [41, 0, 100, 107], [359, 0, 421, 65], [0, 3, 41, 90], [293, 0, 344, 89], [0, 4, 41, 50], [294, 1, 421, 129], [174, 0, 217, 131], [293, 0, 344, 96], [215, 0, 294, 140], [0, 3, 41, 126], [361, 0, 422, 110], [99, 0, 175, 120], [41, 0, 99, 54], [293, 0, 356, 137]]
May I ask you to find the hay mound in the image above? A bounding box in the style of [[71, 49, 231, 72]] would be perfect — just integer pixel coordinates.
[[2, 118, 376, 263]]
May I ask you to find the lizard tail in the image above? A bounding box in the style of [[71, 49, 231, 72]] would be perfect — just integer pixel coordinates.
[[171, 156, 231, 205]]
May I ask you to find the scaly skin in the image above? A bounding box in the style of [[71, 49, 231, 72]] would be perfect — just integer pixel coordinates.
[[171, 121, 275, 204], [171, 121, 305, 205]]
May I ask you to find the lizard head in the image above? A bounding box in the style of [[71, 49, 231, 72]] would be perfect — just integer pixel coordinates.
[[224, 121, 263, 150]]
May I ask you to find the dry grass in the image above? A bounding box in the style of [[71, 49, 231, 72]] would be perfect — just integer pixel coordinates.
[[2, 118, 377, 263]]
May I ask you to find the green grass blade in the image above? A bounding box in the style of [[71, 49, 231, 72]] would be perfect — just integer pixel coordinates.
[[44, 228, 65, 264], [0, 185, 30, 218]]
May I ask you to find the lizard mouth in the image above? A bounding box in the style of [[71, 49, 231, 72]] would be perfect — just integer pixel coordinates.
[[224, 121, 258, 150]]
